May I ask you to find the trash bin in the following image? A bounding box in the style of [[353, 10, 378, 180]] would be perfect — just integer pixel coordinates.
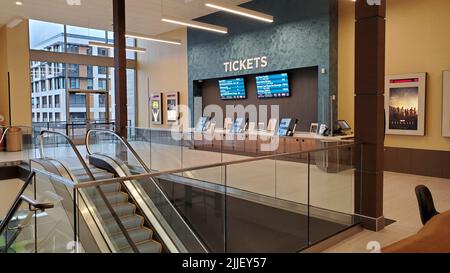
[[6, 127, 23, 152]]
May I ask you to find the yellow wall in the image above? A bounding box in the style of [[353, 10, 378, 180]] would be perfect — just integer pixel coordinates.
[[0, 26, 9, 126], [136, 28, 188, 129], [338, 0, 450, 151], [0, 20, 31, 127]]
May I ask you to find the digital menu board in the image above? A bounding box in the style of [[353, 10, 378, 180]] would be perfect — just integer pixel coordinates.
[[256, 73, 290, 98], [219, 78, 246, 100]]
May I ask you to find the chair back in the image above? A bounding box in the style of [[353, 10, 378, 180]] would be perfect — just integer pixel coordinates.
[[415, 185, 439, 225]]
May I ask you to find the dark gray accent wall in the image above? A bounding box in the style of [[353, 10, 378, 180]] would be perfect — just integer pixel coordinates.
[[188, 0, 338, 127]]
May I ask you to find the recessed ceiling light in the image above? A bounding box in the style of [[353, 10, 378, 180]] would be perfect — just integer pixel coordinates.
[[15, 1, 23, 6], [125, 32, 182, 45], [205, 0, 274, 23], [162, 16, 228, 34], [88, 42, 147, 53]]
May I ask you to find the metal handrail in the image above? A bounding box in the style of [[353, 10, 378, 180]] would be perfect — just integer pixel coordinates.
[[86, 129, 150, 173], [85, 129, 210, 253], [39, 130, 139, 253], [76, 141, 358, 189]]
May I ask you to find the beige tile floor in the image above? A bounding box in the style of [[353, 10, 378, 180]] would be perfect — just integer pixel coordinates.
[[1, 143, 450, 253]]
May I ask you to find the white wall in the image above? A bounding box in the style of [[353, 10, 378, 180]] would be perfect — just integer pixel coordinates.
[[136, 28, 189, 129]]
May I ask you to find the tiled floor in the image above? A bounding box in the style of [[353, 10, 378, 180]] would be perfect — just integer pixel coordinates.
[[1, 144, 449, 253]]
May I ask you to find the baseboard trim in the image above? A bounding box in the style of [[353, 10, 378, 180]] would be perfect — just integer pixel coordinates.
[[384, 147, 450, 179]]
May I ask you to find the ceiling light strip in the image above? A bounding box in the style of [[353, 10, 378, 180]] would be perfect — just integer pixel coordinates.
[[205, 0, 273, 23], [88, 41, 147, 53], [125, 32, 182, 45], [162, 16, 228, 34]]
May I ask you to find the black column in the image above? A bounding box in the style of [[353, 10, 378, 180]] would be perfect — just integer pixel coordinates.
[[113, 0, 127, 138], [354, 0, 386, 231]]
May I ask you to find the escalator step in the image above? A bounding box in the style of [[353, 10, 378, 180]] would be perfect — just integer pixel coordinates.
[[74, 172, 115, 183], [93, 192, 129, 205], [111, 228, 154, 250], [84, 183, 121, 194], [98, 202, 136, 219], [105, 215, 144, 234], [71, 167, 108, 176], [120, 240, 162, 253]]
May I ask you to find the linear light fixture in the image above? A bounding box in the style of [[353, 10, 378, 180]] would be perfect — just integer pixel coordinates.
[[125, 32, 182, 45], [162, 16, 228, 34], [205, 0, 273, 23], [88, 41, 147, 53]]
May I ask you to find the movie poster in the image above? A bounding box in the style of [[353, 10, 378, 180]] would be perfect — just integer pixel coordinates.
[[388, 87, 419, 131], [385, 73, 426, 136], [150, 93, 162, 125], [166, 92, 180, 124]]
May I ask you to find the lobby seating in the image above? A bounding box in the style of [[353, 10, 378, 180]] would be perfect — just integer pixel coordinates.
[[415, 185, 439, 225]]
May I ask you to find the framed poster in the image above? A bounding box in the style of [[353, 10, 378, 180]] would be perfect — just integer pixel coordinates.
[[443, 71, 450, 137], [385, 73, 427, 136], [150, 93, 163, 125], [166, 92, 180, 124]]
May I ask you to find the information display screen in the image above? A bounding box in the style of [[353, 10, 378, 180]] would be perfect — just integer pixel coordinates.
[[256, 73, 290, 98], [219, 78, 246, 100]]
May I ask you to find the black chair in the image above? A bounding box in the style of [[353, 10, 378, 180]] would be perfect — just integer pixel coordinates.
[[415, 185, 439, 225]]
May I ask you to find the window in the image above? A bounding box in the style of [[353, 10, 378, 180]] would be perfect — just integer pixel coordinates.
[[29, 20, 64, 51], [37, 113, 40, 121], [87, 79, 94, 90], [29, 20, 137, 126], [55, 95, 60, 108], [68, 64, 79, 77], [70, 112, 86, 121], [67, 45, 79, 54], [98, 79, 107, 91], [69, 78, 80, 89], [43, 112, 48, 122], [99, 112, 106, 121], [99, 94, 106, 107], [98, 66, 107, 75], [42, 96, 48, 108], [98, 48, 108, 56], [69, 94, 86, 107], [49, 112, 53, 121]]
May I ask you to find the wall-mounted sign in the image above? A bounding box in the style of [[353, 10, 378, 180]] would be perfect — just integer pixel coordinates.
[[223, 56, 268, 73], [150, 93, 163, 125], [166, 92, 180, 125], [385, 73, 427, 136]]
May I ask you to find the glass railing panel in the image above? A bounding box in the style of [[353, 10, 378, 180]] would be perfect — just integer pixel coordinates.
[[274, 153, 309, 205], [127, 127, 151, 169], [144, 166, 224, 253], [226, 158, 277, 197], [0, 201, 36, 253], [34, 171, 80, 253], [224, 156, 309, 253], [308, 142, 359, 246], [150, 129, 183, 172]]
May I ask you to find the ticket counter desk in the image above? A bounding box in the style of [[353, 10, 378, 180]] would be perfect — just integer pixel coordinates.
[[192, 130, 354, 173]]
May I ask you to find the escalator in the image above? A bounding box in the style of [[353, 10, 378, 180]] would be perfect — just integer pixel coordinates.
[[29, 130, 206, 253]]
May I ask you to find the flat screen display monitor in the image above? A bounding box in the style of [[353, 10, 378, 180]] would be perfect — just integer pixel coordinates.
[[278, 118, 292, 136], [256, 73, 290, 98], [219, 78, 246, 100]]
